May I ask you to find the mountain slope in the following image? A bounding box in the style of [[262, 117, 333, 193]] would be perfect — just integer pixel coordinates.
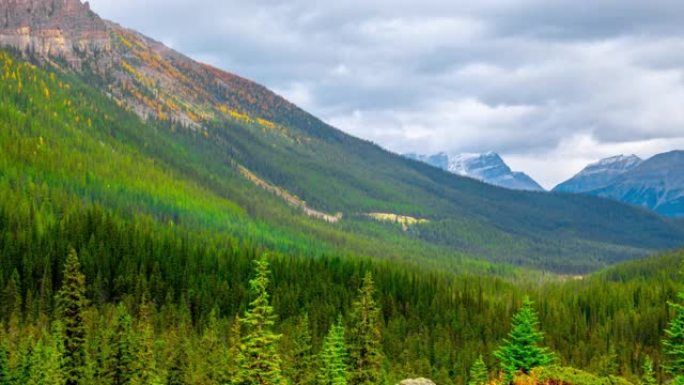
[[589, 151, 684, 217], [406, 152, 544, 191], [554, 155, 643, 193], [1, 0, 684, 272]]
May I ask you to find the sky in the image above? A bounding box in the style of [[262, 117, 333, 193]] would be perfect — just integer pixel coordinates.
[[87, 0, 684, 189]]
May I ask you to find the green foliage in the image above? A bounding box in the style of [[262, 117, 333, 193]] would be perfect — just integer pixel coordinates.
[[641, 356, 656, 385], [526, 366, 635, 385], [494, 297, 553, 378], [284, 313, 316, 385], [469, 355, 488, 385], [318, 316, 348, 385], [58, 248, 87, 385], [348, 272, 383, 385], [664, 292, 684, 378], [239, 256, 285, 384], [108, 304, 136, 385]]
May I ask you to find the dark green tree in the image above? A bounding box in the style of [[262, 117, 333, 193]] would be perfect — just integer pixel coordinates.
[[132, 300, 162, 385], [468, 355, 488, 385], [239, 255, 284, 385], [0, 343, 10, 385], [494, 297, 552, 380], [227, 316, 244, 384], [664, 292, 684, 383], [108, 303, 136, 385], [285, 313, 316, 385], [348, 272, 383, 385], [318, 316, 348, 385], [57, 247, 88, 385], [641, 356, 657, 385]]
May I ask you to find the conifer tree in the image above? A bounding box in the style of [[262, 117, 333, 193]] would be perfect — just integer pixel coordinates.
[[57, 247, 88, 385], [227, 316, 244, 384], [286, 313, 316, 385], [641, 356, 657, 385], [108, 303, 136, 385], [0, 342, 10, 385], [199, 308, 228, 385], [468, 355, 488, 385], [131, 300, 162, 385], [27, 325, 65, 385], [318, 316, 348, 385], [348, 272, 383, 385], [664, 292, 684, 383], [239, 255, 284, 385], [494, 297, 552, 380]]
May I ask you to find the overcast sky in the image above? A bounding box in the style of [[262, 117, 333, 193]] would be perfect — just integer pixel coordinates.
[[87, 0, 684, 188]]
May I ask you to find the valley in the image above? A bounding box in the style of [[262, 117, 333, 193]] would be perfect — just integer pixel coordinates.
[[0, 1, 683, 384]]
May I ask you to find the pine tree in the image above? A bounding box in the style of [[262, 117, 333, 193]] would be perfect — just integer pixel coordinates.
[[468, 355, 488, 385], [131, 300, 162, 385], [641, 356, 657, 385], [348, 272, 383, 385], [58, 247, 88, 385], [27, 324, 65, 385], [318, 316, 348, 385], [108, 303, 136, 385], [239, 255, 284, 385], [0, 342, 10, 385], [664, 292, 684, 383], [494, 297, 553, 380], [199, 308, 228, 385], [227, 316, 244, 384], [286, 313, 316, 385]]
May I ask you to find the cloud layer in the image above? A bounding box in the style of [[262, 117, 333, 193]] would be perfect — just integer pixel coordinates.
[[88, 0, 684, 188]]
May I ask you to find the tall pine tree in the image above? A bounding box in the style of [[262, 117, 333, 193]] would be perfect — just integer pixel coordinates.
[[318, 316, 348, 385], [494, 297, 552, 380], [664, 292, 684, 383], [348, 272, 383, 385], [285, 313, 316, 385], [468, 355, 488, 385], [239, 255, 284, 385], [108, 303, 136, 385], [57, 247, 87, 385]]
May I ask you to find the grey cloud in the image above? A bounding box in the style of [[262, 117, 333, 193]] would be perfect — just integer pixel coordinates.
[[88, 0, 684, 187]]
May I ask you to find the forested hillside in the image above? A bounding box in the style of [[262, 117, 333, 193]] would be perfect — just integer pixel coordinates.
[[1, 0, 683, 273]]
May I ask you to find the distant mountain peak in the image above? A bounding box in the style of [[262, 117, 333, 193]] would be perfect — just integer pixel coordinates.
[[554, 154, 642, 193], [405, 151, 544, 191]]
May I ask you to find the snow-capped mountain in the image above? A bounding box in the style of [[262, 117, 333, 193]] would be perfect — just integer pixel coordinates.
[[554, 151, 684, 217], [405, 152, 545, 191], [553, 155, 643, 193]]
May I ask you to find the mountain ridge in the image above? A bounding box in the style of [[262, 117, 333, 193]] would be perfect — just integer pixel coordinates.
[[405, 151, 544, 191], [2, 0, 684, 272], [554, 151, 684, 217]]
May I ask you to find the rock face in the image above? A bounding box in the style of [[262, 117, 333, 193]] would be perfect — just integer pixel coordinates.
[[398, 378, 437, 385], [405, 152, 544, 191], [0, 0, 110, 66], [553, 154, 643, 193], [0, 0, 306, 129]]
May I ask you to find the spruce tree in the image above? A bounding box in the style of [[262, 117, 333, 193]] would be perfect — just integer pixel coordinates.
[[318, 316, 348, 385], [494, 297, 552, 380], [286, 313, 316, 385], [131, 300, 162, 385], [227, 316, 244, 384], [0, 343, 10, 385], [641, 356, 657, 385], [348, 272, 383, 385], [664, 292, 684, 382], [57, 247, 88, 385], [468, 355, 488, 385], [108, 303, 136, 385], [238, 255, 284, 385]]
